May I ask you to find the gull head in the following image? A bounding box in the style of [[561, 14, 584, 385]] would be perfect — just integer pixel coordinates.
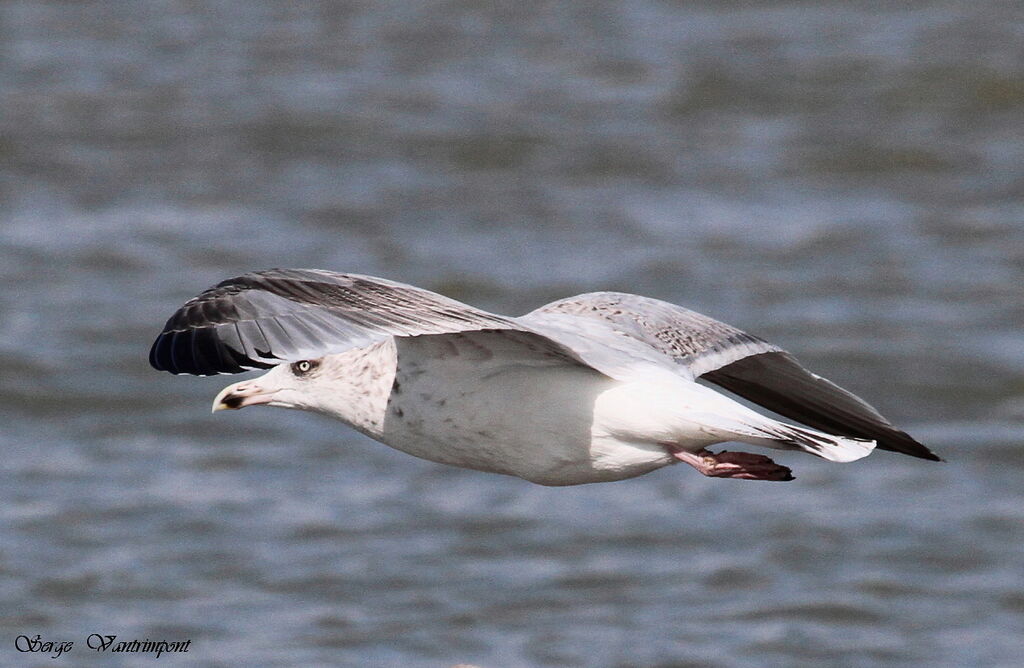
[[212, 359, 326, 413]]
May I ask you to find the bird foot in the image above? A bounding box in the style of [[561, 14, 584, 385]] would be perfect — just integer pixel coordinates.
[[668, 448, 794, 481]]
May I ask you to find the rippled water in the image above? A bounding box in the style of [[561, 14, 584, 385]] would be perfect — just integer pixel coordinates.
[[2, 1, 1023, 666]]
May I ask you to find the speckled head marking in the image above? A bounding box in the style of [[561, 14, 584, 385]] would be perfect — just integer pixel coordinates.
[[212, 340, 398, 435]]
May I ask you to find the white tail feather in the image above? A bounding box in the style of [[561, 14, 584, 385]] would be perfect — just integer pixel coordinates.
[[770, 424, 876, 462]]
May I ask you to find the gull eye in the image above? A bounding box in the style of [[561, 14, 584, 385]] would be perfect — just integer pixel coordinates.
[[291, 359, 317, 375]]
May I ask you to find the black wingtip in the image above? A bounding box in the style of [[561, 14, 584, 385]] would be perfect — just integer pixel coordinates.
[[879, 428, 943, 462], [702, 351, 943, 464], [149, 331, 181, 374], [148, 334, 164, 372], [912, 447, 944, 463], [907, 449, 943, 463]]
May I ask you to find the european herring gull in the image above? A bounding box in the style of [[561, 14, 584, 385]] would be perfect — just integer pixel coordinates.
[[149, 269, 940, 485]]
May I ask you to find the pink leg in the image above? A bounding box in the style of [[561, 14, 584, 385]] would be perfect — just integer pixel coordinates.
[[668, 447, 794, 482]]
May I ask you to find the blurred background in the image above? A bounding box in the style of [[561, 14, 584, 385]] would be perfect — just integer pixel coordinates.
[[2, 1, 1023, 666]]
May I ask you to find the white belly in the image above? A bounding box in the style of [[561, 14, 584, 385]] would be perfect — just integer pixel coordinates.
[[370, 333, 675, 485]]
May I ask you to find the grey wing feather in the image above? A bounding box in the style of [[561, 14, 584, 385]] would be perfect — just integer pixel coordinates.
[[527, 292, 940, 461], [150, 269, 580, 375], [525, 292, 781, 378]]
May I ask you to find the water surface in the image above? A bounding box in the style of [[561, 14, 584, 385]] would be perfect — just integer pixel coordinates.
[[1, 1, 1023, 666]]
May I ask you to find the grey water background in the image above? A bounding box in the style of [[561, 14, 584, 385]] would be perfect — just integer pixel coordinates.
[[2, 1, 1023, 666]]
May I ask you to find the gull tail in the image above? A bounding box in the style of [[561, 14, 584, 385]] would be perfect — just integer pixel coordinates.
[[688, 407, 877, 463], [761, 423, 876, 463]]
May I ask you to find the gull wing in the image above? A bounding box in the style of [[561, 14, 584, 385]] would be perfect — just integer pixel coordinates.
[[527, 292, 940, 461], [150, 269, 583, 376]]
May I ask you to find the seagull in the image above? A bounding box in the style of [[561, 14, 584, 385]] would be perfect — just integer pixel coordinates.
[[149, 269, 940, 485]]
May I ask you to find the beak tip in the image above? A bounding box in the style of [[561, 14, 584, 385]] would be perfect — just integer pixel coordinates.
[[212, 381, 272, 413], [212, 385, 241, 413]]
